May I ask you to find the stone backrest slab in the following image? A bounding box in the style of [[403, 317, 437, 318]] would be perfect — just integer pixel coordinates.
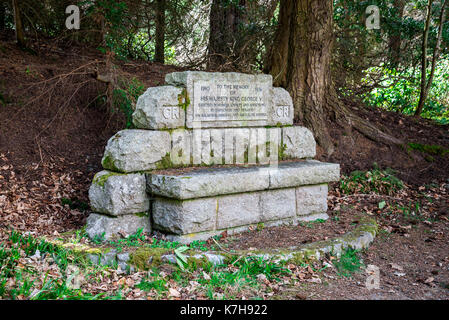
[[101, 126, 316, 172]]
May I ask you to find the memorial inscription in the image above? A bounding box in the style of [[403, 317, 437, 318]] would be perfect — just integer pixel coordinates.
[[193, 81, 269, 122]]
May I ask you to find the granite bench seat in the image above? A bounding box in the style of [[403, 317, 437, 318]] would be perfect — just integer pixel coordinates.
[[147, 160, 340, 200], [86, 71, 342, 243]]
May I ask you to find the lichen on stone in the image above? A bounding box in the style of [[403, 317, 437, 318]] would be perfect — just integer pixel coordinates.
[[92, 171, 124, 188]]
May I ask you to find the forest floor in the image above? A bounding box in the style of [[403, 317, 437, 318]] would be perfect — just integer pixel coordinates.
[[0, 38, 448, 300]]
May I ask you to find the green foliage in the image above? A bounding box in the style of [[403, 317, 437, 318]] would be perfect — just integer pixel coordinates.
[[83, 0, 128, 57], [189, 240, 210, 252], [335, 0, 449, 123], [195, 256, 290, 299], [339, 166, 404, 195], [136, 275, 168, 294], [112, 77, 145, 128], [174, 246, 190, 271], [107, 228, 146, 252], [407, 142, 449, 156], [91, 232, 106, 245], [361, 57, 449, 124], [80, 0, 178, 61], [1, 230, 122, 300], [332, 248, 364, 278]]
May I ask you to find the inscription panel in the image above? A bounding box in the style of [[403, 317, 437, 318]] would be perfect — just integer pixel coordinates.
[[193, 81, 269, 123], [165, 71, 294, 128]]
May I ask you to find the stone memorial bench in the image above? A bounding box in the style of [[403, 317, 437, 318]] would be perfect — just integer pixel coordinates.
[[86, 71, 340, 243]]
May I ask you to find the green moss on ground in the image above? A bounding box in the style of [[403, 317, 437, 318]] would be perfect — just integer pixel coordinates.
[[130, 247, 171, 270], [407, 142, 449, 156]]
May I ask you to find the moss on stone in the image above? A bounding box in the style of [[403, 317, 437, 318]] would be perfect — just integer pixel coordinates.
[[129, 247, 170, 270], [92, 171, 124, 188], [134, 211, 150, 218], [101, 155, 120, 172], [155, 153, 174, 169], [186, 255, 210, 270], [177, 88, 190, 111], [278, 143, 287, 160]]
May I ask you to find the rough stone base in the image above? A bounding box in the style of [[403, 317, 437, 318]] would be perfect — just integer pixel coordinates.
[[86, 213, 151, 240], [152, 184, 329, 237], [163, 212, 329, 244], [89, 171, 149, 216]]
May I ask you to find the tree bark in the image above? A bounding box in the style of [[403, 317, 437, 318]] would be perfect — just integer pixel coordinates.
[[388, 0, 405, 67], [12, 0, 25, 47], [416, 0, 447, 116], [267, 0, 402, 155], [154, 0, 165, 63], [264, 0, 291, 86], [0, 2, 5, 31], [207, 0, 246, 70]]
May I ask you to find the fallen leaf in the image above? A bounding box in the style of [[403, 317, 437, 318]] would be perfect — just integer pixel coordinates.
[[424, 277, 434, 284], [390, 263, 403, 271], [169, 288, 180, 298]]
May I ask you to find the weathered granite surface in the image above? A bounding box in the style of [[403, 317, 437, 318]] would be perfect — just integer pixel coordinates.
[[86, 213, 151, 240], [152, 197, 216, 235], [151, 183, 330, 236], [89, 171, 149, 216], [132, 86, 185, 129], [147, 166, 270, 199], [271, 87, 294, 126], [165, 71, 275, 128], [269, 160, 340, 189], [147, 160, 339, 199], [86, 71, 340, 243], [101, 127, 316, 172], [282, 126, 317, 159], [296, 184, 328, 216], [101, 129, 170, 172]]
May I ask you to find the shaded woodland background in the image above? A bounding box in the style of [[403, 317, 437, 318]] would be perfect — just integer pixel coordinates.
[[0, 0, 448, 301], [0, 0, 448, 185]]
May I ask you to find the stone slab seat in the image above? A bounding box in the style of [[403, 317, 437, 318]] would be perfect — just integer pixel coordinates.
[[147, 160, 340, 200]]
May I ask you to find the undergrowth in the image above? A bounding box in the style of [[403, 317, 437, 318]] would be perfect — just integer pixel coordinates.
[[332, 248, 364, 278], [339, 165, 404, 195], [0, 230, 122, 300]]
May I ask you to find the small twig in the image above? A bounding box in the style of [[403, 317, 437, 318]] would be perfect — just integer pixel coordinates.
[[231, 255, 245, 266], [337, 194, 405, 202], [211, 237, 236, 255]]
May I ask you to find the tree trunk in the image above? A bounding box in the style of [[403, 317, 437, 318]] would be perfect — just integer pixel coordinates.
[[388, 0, 405, 67], [154, 0, 165, 64], [264, 0, 291, 86], [207, 0, 246, 70], [12, 0, 25, 47], [415, 0, 433, 116], [416, 0, 447, 116], [267, 0, 402, 155], [0, 2, 5, 31]]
